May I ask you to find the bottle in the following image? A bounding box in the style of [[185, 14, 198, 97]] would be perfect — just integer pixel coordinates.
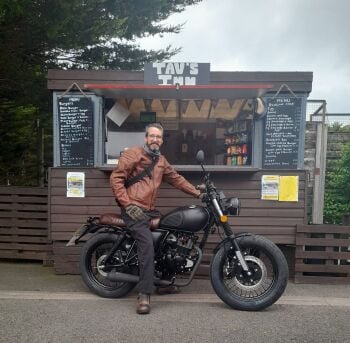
[[231, 155, 237, 166]]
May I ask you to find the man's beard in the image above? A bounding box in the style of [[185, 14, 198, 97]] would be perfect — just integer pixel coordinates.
[[144, 143, 160, 157], [146, 142, 160, 152]]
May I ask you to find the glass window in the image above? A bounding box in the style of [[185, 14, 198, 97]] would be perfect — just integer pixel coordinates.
[[104, 97, 255, 166]]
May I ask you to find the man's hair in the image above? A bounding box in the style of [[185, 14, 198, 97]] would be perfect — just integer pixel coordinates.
[[145, 123, 164, 137]]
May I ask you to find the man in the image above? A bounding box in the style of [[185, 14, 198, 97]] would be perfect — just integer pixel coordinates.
[[110, 123, 201, 314]]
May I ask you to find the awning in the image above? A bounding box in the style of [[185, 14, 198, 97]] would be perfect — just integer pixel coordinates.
[[84, 83, 274, 99]]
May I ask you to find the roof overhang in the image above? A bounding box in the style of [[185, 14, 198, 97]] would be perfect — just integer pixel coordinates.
[[84, 84, 274, 99]]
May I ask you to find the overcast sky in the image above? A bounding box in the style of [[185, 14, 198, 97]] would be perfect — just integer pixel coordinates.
[[139, 0, 349, 114]]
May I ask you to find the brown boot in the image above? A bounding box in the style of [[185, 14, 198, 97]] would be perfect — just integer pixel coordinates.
[[156, 285, 181, 295], [136, 293, 150, 314]]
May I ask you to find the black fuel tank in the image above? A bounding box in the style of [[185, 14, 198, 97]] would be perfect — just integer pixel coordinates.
[[159, 205, 210, 233]]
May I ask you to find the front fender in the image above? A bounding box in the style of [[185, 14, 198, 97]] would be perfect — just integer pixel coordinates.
[[213, 232, 254, 254]]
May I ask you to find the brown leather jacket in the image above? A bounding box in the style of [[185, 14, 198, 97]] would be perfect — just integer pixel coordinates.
[[110, 146, 200, 210]]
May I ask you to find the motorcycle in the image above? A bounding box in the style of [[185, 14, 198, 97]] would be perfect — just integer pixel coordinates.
[[66, 150, 289, 311]]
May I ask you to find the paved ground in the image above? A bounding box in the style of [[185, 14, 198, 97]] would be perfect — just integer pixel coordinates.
[[1, 261, 350, 343], [1, 260, 350, 301]]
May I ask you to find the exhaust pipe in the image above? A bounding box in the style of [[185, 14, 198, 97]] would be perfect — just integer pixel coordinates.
[[107, 246, 203, 288], [107, 272, 172, 286]]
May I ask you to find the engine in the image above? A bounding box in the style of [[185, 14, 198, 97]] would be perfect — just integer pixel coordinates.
[[155, 231, 199, 278]]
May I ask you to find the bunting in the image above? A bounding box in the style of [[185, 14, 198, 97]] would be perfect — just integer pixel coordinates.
[[194, 99, 204, 112], [143, 98, 153, 111], [228, 99, 236, 109], [160, 99, 171, 113], [181, 100, 190, 114], [211, 99, 219, 108], [125, 98, 133, 109]]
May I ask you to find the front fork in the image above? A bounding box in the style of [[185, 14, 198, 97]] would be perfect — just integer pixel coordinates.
[[213, 198, 250, 274], [221, 222, 250, 273]]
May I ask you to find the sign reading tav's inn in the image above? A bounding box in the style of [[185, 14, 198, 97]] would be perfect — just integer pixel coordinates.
[[144, 62, 210, 85]]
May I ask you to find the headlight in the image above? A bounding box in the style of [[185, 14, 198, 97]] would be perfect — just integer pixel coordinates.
[[222, 197, 240, 216]]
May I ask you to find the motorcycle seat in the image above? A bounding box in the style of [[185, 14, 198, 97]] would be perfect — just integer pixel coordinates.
[[99, 213, 161, 230]]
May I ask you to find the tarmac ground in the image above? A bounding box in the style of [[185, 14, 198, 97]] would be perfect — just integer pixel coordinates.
[[1, 261, 350, 343], [1, 260, 350, 305]]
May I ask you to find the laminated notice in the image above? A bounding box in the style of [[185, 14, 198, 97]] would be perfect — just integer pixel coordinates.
[[261, 175, 279, 200], [67, 172, 85, 198]]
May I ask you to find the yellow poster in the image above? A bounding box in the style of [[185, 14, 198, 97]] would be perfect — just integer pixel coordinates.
[[279, 176, 298, 202]]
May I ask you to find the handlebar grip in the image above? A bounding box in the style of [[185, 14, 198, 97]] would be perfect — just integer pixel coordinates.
[[196, 184, 206, 192]]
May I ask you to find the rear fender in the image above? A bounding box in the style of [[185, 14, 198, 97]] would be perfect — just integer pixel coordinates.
[[66, 217, 123, 246], [213, 232, 254, 254]]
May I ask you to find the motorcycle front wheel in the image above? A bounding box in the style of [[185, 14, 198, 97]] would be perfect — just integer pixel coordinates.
[[210, 235, 288, 311], [80, 232, 137, 298]]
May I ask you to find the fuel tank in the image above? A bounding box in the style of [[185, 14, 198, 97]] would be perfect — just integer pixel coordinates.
[[159, 205, 210, 233]]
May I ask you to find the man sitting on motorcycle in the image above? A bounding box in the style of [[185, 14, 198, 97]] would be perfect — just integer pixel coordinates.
[[110, 122, 202, 314]]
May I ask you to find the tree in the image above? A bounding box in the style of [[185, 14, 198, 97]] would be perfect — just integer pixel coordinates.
[[0, 0, 202, 185], [328, 122, 350, 133], [324, 142, 350, 224]]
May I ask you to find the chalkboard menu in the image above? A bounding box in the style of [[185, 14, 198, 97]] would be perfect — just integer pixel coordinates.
[[263, 97, 302, 169], [57, 97, 94, 166]]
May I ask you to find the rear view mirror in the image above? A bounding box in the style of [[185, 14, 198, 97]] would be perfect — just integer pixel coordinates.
[[196, 150, 205, 163]]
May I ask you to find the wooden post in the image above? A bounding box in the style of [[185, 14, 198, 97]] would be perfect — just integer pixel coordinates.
[[312, 121, 328, 224]]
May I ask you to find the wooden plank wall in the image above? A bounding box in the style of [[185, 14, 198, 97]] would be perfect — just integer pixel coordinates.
[[0, 186, 51, 262], [295, 224, 350, 284], [50, 168, 306, 274]]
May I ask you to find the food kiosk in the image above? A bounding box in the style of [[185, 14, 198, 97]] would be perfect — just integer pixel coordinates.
[[48, 64, 313, 274]]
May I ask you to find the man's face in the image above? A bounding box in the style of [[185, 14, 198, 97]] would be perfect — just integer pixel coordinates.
[[145, 127, 163, 151]]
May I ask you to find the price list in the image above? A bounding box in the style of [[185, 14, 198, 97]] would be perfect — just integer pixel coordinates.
[[57, 97, 94, 167], [263, 97, 302, 169]]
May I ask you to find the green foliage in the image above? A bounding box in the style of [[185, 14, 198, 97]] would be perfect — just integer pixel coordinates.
[[328, 122, 350, 132], [324, 142, 350, 224], [0, 0, 201, 185]]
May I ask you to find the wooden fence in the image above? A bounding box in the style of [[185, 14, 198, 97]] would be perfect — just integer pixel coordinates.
[[0, 187, 51, 263], [295, 224, 350, 283], [49, 168, 307, 274]]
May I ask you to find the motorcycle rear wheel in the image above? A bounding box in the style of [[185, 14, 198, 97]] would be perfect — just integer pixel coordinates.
[[210, 235, 288, 311], [80, 232, 137, 298]]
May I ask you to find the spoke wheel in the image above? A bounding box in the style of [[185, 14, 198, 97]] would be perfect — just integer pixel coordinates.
[[80, 232, 137, 298], [210, 235, 289, 311], [224, 253, 273, 299]]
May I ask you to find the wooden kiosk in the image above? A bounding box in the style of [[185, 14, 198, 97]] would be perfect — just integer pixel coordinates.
[[47, 64, 313, 274]]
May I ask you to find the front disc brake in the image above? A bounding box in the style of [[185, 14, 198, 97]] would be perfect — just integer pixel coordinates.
[[231, 255, 267, 291]]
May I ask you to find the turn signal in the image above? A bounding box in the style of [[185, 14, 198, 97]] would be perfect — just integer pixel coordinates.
[[220, 215, 228, 222]]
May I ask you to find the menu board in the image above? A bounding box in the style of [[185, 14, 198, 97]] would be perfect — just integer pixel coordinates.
[[263, 97, 302, 169], [57, 97, 94, 167]]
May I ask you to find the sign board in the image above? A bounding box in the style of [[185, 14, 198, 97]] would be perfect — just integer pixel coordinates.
[[144, 62, 210, 85], [263, 97, 302, 169], [57, 97, 94, 167]]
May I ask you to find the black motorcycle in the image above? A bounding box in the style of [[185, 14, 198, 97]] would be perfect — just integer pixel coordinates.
[[67, 150, 288, 311]]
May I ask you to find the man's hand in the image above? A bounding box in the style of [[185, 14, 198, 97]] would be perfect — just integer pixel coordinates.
[[125, 204, 147, 221], [195, 184, 207, 201], [196, 184, 206, 192]]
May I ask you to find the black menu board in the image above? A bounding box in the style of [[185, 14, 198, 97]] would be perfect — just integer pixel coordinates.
[[57, 97, 94, 166], [263, 97, 302, 169]]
